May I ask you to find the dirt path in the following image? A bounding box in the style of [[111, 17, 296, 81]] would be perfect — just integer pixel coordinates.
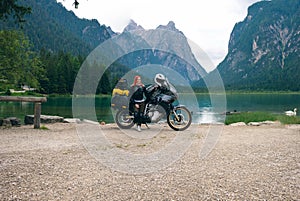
[[0, 123, 299, 200]]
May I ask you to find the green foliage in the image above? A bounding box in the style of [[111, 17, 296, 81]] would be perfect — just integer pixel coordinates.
[[39, 125, 49, 130], [0, 0, 117, 95], [0, 30, 45, 91], [276, 115, 300, 124], [38, 50, 115, 95], [0, 0, 31, 23], [39, 50, 83, 94], [97, 70, 111, 94], [4, 89, 12, 96], [6, 91, 44, 97], [0, 0, 112, 56], [225, 111, 300, 125], [0, 33, 114, 95]]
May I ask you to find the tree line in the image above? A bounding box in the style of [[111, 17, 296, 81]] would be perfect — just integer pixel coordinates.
[[0, 30, 113, 95]]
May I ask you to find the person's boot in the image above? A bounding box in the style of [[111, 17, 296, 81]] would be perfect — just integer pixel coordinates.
[[137, 125, 141, 132]]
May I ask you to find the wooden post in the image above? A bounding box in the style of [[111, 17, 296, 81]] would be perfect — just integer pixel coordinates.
[[0, 96, 47, 129], [34, 102, 41, 129]]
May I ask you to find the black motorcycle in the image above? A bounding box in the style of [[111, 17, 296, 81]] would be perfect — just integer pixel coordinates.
[[113, 79, 192, 131]]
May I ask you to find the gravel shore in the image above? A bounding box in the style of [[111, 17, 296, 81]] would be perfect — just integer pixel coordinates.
[[0, 122, 299, 200]]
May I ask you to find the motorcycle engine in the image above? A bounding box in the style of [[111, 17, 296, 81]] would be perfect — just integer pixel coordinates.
[[148, 105, 164, 123]]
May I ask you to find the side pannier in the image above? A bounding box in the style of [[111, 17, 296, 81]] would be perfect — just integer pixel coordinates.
[[111, 78, 130, 110]]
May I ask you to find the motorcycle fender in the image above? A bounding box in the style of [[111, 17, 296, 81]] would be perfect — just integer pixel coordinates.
[[173, 105, 185, 109], [173, 105, 192, 115]]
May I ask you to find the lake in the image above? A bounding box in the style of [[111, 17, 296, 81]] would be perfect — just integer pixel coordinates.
[[0, 93, 299, 124]]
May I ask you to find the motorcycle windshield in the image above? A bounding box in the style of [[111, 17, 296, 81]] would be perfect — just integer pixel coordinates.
[[165, 78, 178, 98]]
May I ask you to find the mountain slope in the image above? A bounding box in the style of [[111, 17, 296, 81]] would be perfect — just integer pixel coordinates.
[[0, 0, 115, 56], [212, 0, 300, 90]]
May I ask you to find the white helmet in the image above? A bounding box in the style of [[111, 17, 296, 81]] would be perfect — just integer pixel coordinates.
[[154, 73, 167, 87], [154, 73, 178, 96]]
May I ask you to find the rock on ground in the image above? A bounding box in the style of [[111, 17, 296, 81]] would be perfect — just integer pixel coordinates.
[[24, 115, 64, 125]]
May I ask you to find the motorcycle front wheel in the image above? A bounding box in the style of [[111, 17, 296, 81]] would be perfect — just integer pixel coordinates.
[[167, 106, 192, 131], [115, 110, 134, 129]]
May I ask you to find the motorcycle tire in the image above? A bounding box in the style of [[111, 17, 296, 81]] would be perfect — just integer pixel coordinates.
[[167, 106, 192, 131], [115, 110, 134, 129]]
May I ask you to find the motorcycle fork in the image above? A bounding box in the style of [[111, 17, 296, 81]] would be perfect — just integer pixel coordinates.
[[169, 105, 180, 122], [171, 109, 181, 122]]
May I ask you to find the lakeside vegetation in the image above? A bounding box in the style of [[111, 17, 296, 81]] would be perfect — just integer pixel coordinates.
[[224, 90, 300, 95], [225, 111, 300, 125], [0, 90, 45, 97]]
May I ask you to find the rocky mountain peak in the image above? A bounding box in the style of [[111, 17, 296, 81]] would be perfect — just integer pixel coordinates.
[[123, 19, 144, 32], [118, 20, 206, 83], [156, 21, 183, 34]]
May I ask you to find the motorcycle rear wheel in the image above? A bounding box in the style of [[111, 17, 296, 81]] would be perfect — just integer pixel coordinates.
[[167, 106, 192, 131], [115, 110, 134, 129]]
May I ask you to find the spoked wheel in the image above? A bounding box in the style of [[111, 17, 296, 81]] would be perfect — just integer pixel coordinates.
[[115, 110, 134, 129], [167, 106, 192, 131]]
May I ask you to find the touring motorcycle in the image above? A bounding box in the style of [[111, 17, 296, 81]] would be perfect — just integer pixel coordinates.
[[111, 75, 192, 131]]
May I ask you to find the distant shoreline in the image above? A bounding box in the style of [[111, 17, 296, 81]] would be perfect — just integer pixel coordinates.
[[2, 90, 300, 98]]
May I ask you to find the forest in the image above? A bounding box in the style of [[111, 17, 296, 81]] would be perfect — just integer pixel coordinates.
[[0, 30, 113, 95], [0, 0, 115, 95]]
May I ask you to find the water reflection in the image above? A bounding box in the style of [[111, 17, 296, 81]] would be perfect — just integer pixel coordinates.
[[193, 107, 225, 124], [196, 107, 217, 124]]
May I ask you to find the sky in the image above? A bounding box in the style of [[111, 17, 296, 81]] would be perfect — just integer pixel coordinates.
[[57, 0, 260, 71]]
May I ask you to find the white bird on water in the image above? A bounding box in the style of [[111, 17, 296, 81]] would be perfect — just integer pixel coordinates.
[[285, 108, 297, 116]]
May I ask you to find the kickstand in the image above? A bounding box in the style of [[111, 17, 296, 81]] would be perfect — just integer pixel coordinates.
[[145, 123, 150, 129]]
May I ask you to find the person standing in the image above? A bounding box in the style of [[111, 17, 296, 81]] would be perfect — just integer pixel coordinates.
[[129, 75, 145, 132]]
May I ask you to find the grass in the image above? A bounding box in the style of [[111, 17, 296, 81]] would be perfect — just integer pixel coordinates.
[[224, 90, 300, 95], [276, 115, 300, 124], [225, 111, 300, 125], [39, 125, 49, 130], [0, 90, 46, 97]]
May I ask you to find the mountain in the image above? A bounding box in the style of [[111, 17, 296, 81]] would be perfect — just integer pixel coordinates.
[[210, 0, 300, 91], [0, 0, 115, 56], [116, 20, 207, 83], [0, 0, 207, 88], [123, 20, 144, 32], [156, 21, 184, 35]]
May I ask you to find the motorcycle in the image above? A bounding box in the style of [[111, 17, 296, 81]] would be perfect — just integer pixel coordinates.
[[113, 77, 192, 131]]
